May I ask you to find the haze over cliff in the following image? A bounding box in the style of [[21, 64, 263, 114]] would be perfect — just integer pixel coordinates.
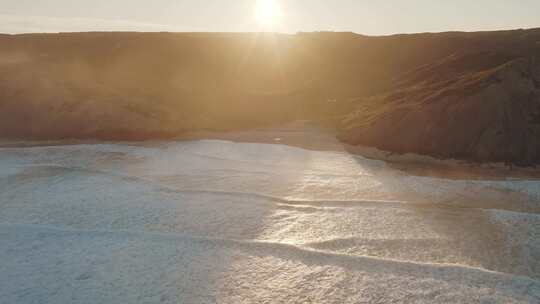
[[1, 29, 540, 164]]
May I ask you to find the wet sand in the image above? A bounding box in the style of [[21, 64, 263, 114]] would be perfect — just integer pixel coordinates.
[[2, 120, 539, 180], [177, 120, 540, 181]]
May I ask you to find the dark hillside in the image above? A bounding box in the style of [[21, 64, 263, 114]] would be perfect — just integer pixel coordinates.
[[1, 29, 540, 163]]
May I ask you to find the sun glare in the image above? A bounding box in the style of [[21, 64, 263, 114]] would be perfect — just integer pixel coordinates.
[[254, 0, 282, 28]]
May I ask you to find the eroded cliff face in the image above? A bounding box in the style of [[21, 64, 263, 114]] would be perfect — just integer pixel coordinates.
[[1, 30, 540, 164]]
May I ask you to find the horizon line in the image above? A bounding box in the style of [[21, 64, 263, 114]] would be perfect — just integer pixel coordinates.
[[3, 26, 540, 38]]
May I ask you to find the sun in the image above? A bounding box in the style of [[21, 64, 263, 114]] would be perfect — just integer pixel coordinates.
[[254, 0, 282, 28]]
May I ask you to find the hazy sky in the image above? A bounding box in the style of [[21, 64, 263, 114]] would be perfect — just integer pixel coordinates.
[[1, 0, 540, 35]]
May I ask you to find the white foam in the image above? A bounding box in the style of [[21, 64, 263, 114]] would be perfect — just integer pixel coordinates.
[[1, 140, 540, 303]]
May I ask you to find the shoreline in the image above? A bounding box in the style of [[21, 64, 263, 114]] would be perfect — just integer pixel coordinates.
[[2, 121, 539, 181]]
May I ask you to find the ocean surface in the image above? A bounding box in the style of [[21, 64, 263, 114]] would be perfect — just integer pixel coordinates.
[[1, 140, 539, 303]]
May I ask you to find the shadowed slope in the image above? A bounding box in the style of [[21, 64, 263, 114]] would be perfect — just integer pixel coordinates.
[[340, 54, 540, 165]]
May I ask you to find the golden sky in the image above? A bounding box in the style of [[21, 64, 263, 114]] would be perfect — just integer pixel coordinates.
[[1, 0, 540, 35]]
